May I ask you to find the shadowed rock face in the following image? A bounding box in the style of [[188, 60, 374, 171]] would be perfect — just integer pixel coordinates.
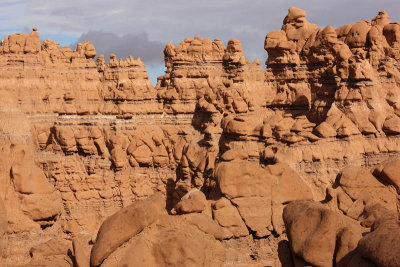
[[0, 90, 62, 231], [0, 6, 399, 267]]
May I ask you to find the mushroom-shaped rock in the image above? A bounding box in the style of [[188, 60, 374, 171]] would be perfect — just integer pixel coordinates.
[[264, 30, 299, 65], [224, 39, 246, 64], [371, 11, 390, 28], [108, 54, 118, 68], [282, 6, 318, 52], [24, 28, 41, 54], [223, 115, 263, 136], [83, 41, 96, 59]]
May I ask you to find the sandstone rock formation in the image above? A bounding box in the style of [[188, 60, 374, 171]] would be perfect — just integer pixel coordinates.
[[283, 200, 400, 267], [0, 6, 399, 267], [325, 166, 398, 220], [90, 194, 165, 266], [357, 205, 400, 267], [0, 89, 62, 234], [26, 238, 73, 267], [214, 160, 312, 237], [283, 200, 365, 267]]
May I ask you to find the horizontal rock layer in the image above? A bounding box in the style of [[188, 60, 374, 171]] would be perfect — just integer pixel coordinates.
[[0, 6, 400, 267]]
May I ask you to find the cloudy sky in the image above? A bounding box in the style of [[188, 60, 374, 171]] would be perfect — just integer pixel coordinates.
[[1, 0, 399, 84]]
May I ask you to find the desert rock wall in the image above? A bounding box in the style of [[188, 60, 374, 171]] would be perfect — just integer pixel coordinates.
[[0, 7, 400, 267]]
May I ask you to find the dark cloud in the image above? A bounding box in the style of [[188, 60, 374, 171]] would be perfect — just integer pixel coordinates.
[[75, 31, 165, 66], [3, 0, 400, 85]]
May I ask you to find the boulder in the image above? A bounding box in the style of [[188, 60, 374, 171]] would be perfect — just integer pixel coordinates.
[[212, 197, 249, 237], [283, 200, 364, 267], [326, 166, 398, 220], [174, 190, 207, 214], [357, 206, 400, 267], [101, 215, 225, 267], [382, 115, 400, 134], [215, 161, 272, 236], [378, 159, 400, 193], [181, 213, 232, 240], [90, 194, 165, 266], [215, 160, 312, 237]]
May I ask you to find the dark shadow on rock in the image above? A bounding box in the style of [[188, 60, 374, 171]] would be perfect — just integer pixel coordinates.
[[165, 177, 177, 212], [337, 251, 378, 267], [278, 240, 294, 267]]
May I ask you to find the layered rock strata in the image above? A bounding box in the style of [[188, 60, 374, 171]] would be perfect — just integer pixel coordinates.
[[0, 6, 399, 267]]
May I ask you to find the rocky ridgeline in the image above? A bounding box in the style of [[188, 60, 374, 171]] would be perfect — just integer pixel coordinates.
[[0, 28, 157, 116], [157, 37, 265, 115], [0, 6, 399, 267]]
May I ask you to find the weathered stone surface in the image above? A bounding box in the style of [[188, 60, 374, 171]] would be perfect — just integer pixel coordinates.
[[357, 205, 400, 267], [181, 213, 233, 240], [0, 6, 400, 267], [211, 197, 249, 237], [25, 238, 73, 267], [284, 200, 338, 266], [173, 189, 207, 214], [215, 160, 312, 237], [29, 238, 71, 260], [283, 200, 364, 267], [73, 232, 91, 267], [326, 166, 398, 220], [98, 215, 225, 267], [0, 90, 62, 236], [90, 194, 165, 266], [215, 160, 273, 237], [0, 197, 7, 264], [377, 159, 400, 193]]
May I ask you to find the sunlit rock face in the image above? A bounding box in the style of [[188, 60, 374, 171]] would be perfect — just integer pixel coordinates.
[[0, 7, 400, 267]]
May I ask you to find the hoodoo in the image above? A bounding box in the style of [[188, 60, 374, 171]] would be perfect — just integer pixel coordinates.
[[0, 6, 399, 267]]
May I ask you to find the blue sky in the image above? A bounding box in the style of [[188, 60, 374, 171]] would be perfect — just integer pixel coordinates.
[[1, 0, 400, 85]]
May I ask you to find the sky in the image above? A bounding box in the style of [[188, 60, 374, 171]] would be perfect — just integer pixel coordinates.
[[1, 0, 400, 84]]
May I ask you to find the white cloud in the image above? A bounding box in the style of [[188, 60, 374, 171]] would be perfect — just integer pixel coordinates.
[[1, 0, 399, 84]]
